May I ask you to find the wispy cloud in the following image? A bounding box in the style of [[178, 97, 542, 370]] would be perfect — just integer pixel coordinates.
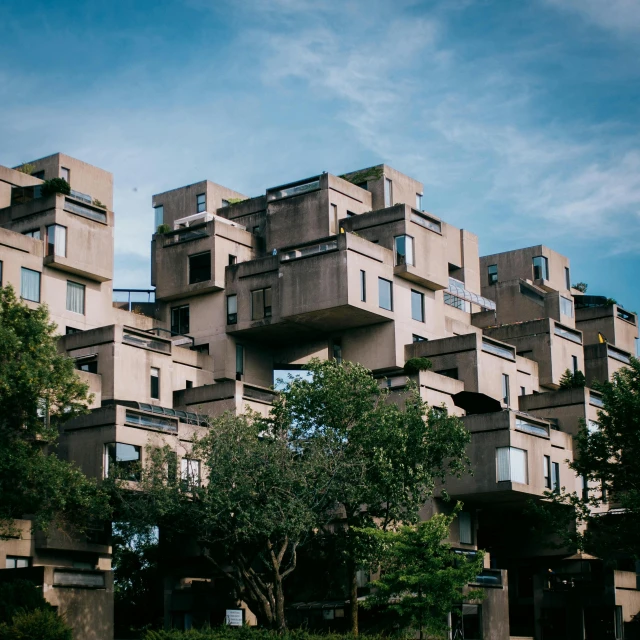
[[544, 0, 640, 36]]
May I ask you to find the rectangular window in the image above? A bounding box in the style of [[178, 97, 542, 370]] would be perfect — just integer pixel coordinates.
[[76, 356, 98, 374], [565, 266, 571, 290], [171, 305, 190, 334], [488, 264, 498, 285], [196, 193, 206, 213], [569, 355, 578, 374], [181, 459, 201, 489], [412, 334, 427, 342], [60, 167, 70, 182], [0, 260, 3, 286], [251, 287, 272, 320], [236, 344, 244, 379], [360, 270, 366, 302], [378, 278, 393, 311], [188, 251, 211, 284], [384, 178, 393, 207], [5, 556, 30, 569], [581, 476, 589, 501], [544, 455, 551, 489], [552, 462, 560, 492], [66, 281, 85, 315], [502, 373, 510, 406], [416, 193, 423, 210], [105, 443, 141, 481], [394, 235, 414, 266], [20, 268, 40, 303], [186, 380, 193, 389], [560, 296, 573, 318], [411, 290, 424, 322], [23, 229, 41, 240], [227, 295, 238, 324], [154, 205, 164, 229], [496, 447, 528, 484], [46, 224, 66, 257], [459, 512, 472, 544], [332, 339, 342, 364], [330, 203, 338, 235], [228, 254, 237, 265], [150, 367, 160, 400], [66, 326, 82, 335], [532, 255, 549, 281]]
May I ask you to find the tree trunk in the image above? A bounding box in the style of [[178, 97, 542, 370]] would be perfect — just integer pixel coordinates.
[[349, 559, 359, 636], [274, 574, 287, 631]]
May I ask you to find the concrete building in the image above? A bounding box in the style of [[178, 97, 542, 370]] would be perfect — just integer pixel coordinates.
[[0, 155, 638, 639]]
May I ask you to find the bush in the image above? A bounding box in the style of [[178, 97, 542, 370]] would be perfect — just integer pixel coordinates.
[[156, 224, 172, 234], [404, 357, 432, 375], [143, 630, 388, 640], [40, 178, 70, 197], [0, 581, 51, 625], [92, 198, 107, 209], [558, 369, 586, 389], [0, 609, 72, 640]]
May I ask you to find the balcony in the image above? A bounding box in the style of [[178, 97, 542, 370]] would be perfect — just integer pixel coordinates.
[[575, 298, 638, 354], [584, 342, 634, 386], [225, 233, 395, 343]]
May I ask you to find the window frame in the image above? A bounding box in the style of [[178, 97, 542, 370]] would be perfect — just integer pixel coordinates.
[[502, 373, 510, 406], [411, 289, 425, 322], [560, 296, 573, 318], [551, 461, 560, 493], [236, 344, 244, 379], [196, 193, 206, 213], [20, 267, 41, 303], [565, 266, 571, 290], [497, 446, 528, 484], [544, 455, 551, 489], [6, 556, 31, 569], [360, 270, 366, 302], [384, 177, 393, 207], [532, 255, 549, 281], [171, 304, 190, 335], [188, 251, 211, 285], [394, 235, 414, 267], [251, 287, 272, 321], [459, 511, 473, 545], [66, 280, 85, 315], [150, 367, 160, 400], [378, 277, 393, 311], [154, 205, 164, 229], [416, 193, 423, 210], [488, 264, 498, 285], [181, 458, 201, 489], [104, 442, 142, 481], [227, 294, 238, 325], [46, 224, 67, 257]]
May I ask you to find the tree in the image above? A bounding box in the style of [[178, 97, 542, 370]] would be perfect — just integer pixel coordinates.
[[0, 285, 109, 538], [572, 282, 588, 293], [541, 357, 640, 558], [271, 359, 471, 635], [363, 509, 484, 639], [109, 411, 326, 630], [558, 369, 586, 390]]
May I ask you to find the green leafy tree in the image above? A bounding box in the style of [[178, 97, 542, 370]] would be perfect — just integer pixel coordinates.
[[558, 369, 586, 390], [40, 178, 70, 197], [109, 411, 326, 630], [572, 282, 588, 293], [0, 608, 72, 640], [0, 285, 109, 538], [271, 359, 471, 635], [540, 358, 640, 558], [363, 509, 484, 639]]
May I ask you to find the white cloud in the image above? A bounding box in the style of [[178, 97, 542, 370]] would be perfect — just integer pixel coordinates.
[[544, 0, 640, 36]]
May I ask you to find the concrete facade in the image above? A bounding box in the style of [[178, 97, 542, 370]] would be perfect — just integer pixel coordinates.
[[0, 153, 638, 639]]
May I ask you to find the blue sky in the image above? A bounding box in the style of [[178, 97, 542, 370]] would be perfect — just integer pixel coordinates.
[[1, 0, 639, 314]]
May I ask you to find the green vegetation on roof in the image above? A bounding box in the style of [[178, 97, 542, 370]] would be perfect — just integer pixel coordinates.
[[339, 166, 384, 185]]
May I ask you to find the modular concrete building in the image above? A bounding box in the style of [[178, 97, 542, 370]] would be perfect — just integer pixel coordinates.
[[0, 155, 638, 639]]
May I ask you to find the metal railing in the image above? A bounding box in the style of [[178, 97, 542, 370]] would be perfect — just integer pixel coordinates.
[[113, 289, 155, 311]]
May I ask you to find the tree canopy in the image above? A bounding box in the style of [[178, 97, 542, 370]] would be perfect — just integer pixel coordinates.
[[0, 285, 108, 537]]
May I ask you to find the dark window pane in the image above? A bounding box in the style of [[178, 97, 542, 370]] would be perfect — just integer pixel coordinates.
[[189, 252, 211, 284], [106, 443, 141, 481]]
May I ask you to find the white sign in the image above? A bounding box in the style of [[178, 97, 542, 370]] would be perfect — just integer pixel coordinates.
[[225, 609, 243, 626]]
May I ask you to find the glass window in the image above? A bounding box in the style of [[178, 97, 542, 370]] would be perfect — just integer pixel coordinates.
[[330, 203, 338, 235], [236, 344, 244, 378], [497, 447, 528, 484], [332, 339, 342, 364], [181, 459, 201, 489], [360, 270, 366, 302], [488, 264, 498, 285], [60, 167, 70, 182], [228, 254, 237, 265], [521, 386, 526, 396], [66, 281, 85, 315], [416, 193, 423, 210], [188, 252, 211, 284], [544, 455, 551, 489], [171, 305, 190, 334], [378, 278, 393, 311], [450, 604, 482, 640], [20, 268, 40, 302], [560, 296, 573, 318], [227, 295, 238, 324], [6, 556, 30, 569], [412, 334, 427, 342], [552, 462, 560, 492], [46, 224, 66, 257], [384, 178, 393, 207], [105, 443, 141, 481], [565, 266, 571, 290], [394, 235, 414, 266], [196, 193, 206, 213], [154, 205, 164, 229], [76, 357, 97, 374], [23, 229, 41, 240], [150, 367, 160, 400], [411, 290, 424, 322], [251, 287, 272, 320], [459, 512, 472, 544], [572, 354, 578, 373], [533, 255, 549, 280], [502, 373, 510, 406]]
